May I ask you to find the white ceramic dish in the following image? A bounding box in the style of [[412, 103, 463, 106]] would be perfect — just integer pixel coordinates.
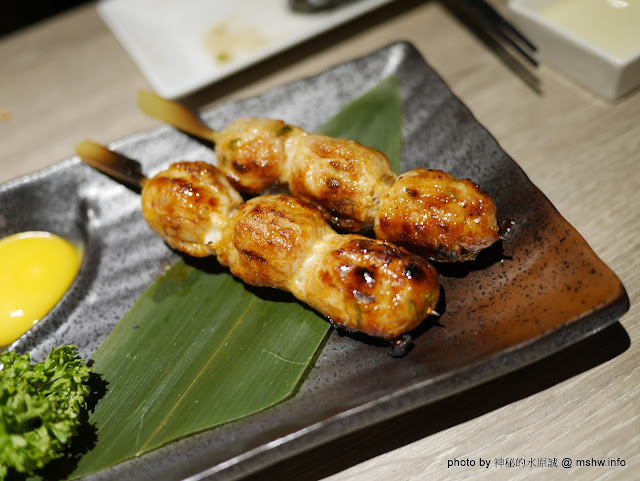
[[508, 0, 640, 100], [98, 0, 395, 98]]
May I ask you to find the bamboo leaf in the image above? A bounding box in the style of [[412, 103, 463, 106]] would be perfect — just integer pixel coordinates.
[[66, 262, 328, 477], [46, 75, 403, 479]]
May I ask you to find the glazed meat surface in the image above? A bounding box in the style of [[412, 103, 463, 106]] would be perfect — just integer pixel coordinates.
[[216, 118, 396, 232], [141, 161, 243, 257], [141, 162, 440, 340], [303, 235, 439, 339], [216, 194, 332, 290], [375, 169, 500, 262], [286, 131, 396, 232], [214, 117, 499, 262], [215, 117, 291, 194]]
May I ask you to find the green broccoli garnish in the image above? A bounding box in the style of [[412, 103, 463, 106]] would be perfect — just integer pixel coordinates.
[[0, 345, 92, 479]]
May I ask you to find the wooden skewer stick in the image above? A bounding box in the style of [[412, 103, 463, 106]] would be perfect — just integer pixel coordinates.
[[75, 140, 148, 188], [137, 90, 219, 144]]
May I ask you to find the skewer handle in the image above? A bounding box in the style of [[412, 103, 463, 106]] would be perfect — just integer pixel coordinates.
[[76, 140, 148, 188], [137, 91, 219, 143]]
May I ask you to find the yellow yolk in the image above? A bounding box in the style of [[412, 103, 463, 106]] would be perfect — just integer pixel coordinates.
[[0, 231, 82, 348]]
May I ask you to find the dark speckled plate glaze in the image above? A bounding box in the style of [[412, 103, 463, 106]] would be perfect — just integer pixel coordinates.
[[0, 42, 629, 480]]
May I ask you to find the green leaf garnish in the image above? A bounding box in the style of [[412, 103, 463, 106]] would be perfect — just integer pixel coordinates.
[[0, 346, 91, 480]]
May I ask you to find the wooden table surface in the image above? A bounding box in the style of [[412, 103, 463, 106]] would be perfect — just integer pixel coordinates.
[[1, 1, 638, 480]]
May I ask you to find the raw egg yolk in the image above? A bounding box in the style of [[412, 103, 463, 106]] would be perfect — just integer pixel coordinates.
[[0, 231, 82, 348]]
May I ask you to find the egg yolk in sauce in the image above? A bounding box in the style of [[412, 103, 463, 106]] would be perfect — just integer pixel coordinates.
[[0, 231, 82, 348]]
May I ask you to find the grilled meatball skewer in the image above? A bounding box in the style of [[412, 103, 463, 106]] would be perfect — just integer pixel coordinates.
[[76, 141, 440, 341], [138, 91, 500, 262]]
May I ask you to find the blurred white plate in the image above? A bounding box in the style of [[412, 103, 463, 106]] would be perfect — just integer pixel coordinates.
[[98, 0, 395, 98], [508, 0, 640, 100]]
